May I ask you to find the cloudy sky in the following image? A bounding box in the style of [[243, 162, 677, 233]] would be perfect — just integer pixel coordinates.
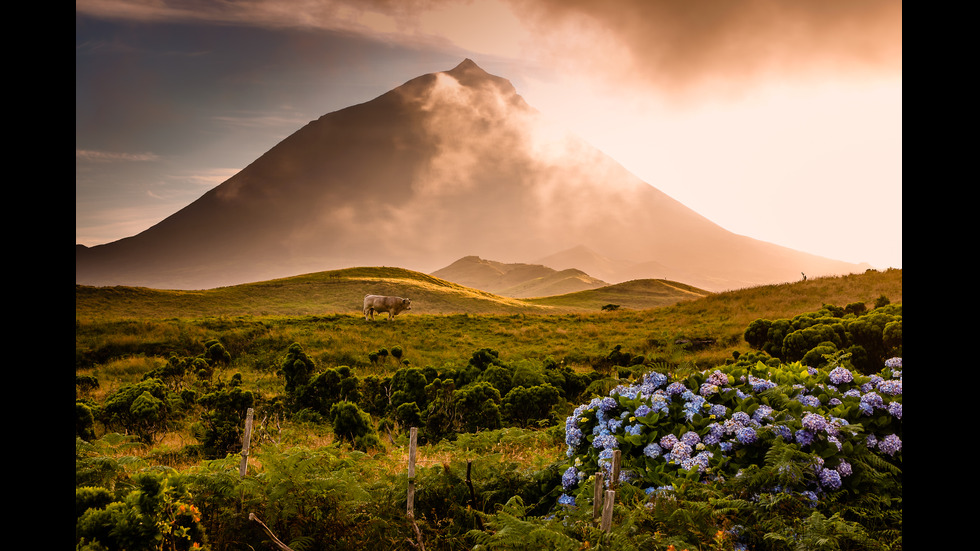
[[76, 0, 902, 270]]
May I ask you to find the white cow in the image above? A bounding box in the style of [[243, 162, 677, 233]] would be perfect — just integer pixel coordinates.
[[363, 295, 412, 320]]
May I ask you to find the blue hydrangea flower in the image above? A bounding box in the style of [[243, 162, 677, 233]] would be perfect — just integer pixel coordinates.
[[634, 405, 652, 418], [706, 370, 728, 386], [888, 402, 902, 419], [752, 405, 774, 423], [650, 392, 670, 414], [796, 395, 821, 407], [802, 413, 827, 432], [558, 493, 576, 506], [709, 404, 728, 418], [666, 382, 687, 396], [795, 429, 815, 446], [735, 427, 757, 444], [878, 434, 902, 456], [682, 451, 713, 473], [593, 433, 618, 450], [828, 366, 853, 384], [643, 442, 663, 459], [670, 441, 693, 462], [681, 431, 701, 447], [700, 382, 719, 396], [877, 379, 902, 396], [644, 371, 668, 389], [562, 467, 578, 489], [819, 468, 842, 490], [748, 376, 776, 392]]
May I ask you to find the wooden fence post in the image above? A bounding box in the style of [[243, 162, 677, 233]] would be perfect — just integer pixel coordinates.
[[239, 408, 254, 478], [600, 489, 616, 533], [406, 427, 426, 551]]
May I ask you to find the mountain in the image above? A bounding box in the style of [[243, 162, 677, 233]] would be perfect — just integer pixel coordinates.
[[431, 255, 608, 298], [76, 58, 871, 292]]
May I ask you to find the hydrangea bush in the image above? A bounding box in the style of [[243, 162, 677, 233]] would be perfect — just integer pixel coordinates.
[[559, 356, 902, 505]]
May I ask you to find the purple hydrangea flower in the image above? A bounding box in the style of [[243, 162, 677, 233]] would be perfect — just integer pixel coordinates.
[[634, 405, 652, 418], [795, 429, 815, 446], [836, 460, 852, 477], [660, 434, 679, 449], [681, 431, 701, 447], [878, 434, 902, 456], [670, 442, 693, 462], [828, 366, 853, 384], [643, 442, 663, 459], [562, 467, 578, 489], [819, 468, 842, 490], [888, 402, 902, 419], [802, 413, 828, 432], [700, 382, 720, 396], [735, 427, 757, 444]]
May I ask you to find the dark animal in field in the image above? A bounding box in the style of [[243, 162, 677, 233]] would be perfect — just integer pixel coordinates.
[[363, 295, 412, 320]]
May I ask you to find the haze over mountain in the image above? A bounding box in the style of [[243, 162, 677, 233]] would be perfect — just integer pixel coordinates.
[[76, 59, 870, 292], [431, 256, 608, 298]]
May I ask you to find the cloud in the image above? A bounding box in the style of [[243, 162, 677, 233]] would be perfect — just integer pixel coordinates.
[[507, 0, 902, 98], [76, 149, 160, 162]]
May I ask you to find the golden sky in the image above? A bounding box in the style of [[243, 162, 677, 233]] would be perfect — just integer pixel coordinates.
[[76, 0, 901, 269]]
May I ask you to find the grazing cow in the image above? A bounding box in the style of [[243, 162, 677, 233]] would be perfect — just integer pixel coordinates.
[[363, 294, 412, 321]]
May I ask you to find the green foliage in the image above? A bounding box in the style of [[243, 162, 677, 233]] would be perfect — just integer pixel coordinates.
[[75, 270, 903, 550], [279, 342, 316, 395], [328, 401, 378, 450], [744, 303, 902, 373], [502, 384, 562, 428], [75, 472, 206, 551], [195, 375, 255, 459], [98, 378, 175, 443], [453, 381, 502, 433]]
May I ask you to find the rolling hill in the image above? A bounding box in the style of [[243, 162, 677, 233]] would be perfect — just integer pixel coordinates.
[[430, 255, 608, 298], [73, 266, 708, 320]]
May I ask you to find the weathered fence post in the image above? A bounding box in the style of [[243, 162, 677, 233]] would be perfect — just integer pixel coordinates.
[[406, 427, 426, 550], [239, 408, 254, 478], [600, 489, 616, 533], [598, 451, 621, 533], [592, 472, 605, 522]]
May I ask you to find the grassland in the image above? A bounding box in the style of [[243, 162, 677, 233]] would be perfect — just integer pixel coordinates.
[[76, 267, 902, 405]]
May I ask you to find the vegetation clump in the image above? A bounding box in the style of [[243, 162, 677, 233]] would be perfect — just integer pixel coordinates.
[[75, 272, 903, 550]]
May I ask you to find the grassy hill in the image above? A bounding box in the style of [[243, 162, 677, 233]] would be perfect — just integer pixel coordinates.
[[76, 267, 901, 380], [430, 256, 609, 298], [74, 266, 707, 320]]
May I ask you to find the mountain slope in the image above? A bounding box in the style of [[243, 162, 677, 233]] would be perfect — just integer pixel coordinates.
[[76, 59, 870, 292]]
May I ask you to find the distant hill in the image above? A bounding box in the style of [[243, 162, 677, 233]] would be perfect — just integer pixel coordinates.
[[76, 59, 871, 292], [74, 266, 705, 320], [431, 256, 608, 298]]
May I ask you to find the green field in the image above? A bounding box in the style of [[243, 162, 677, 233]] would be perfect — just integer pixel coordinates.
[[75, 267, 902, 550]]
